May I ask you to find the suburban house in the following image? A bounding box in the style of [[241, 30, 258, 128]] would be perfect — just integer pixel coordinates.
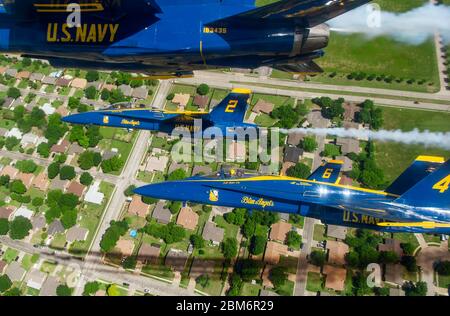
[[326, 240, 349, 266], [176, 206, 199, 230], [66, 226, 89, 243], [269, 222, 292, 243], [202, 221, 224, 246], [137, 243, 161, 265], [264, 241, 288, 265], [323, 265, 347, 292], [152, 201, 172, 224], [128, 195, 150, 218], [165, 248, 188, 272]]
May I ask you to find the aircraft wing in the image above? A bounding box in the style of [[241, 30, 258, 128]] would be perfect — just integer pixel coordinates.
[[272, 60, 323, 74], [211, 0, 371, 28], [308, 160, 343, 184]]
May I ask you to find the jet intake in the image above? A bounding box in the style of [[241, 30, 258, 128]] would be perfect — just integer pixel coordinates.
[[301, 23, 330, 54]]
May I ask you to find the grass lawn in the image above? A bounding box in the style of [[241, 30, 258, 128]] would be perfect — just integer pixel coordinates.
[[21, 254, 35, 270], [214, 215, 239, 240], [312, 33, 439, 93], [241, 282, 261, 296], [142, 258, 175, 281], [375, 0, 427, 12], [374, 106, 450, 184], [313, 224, 326, 242], [137, 170, 154, 183], [276, 279, 295, 296], [50, 233, 67, 250], [306, 272, 324, 293], [69, 181, 115, 257], [40, 260, 57, 274], [3, 248, 19, 263], [44, 85, 55, 94], [423, 234, 441, 244], [99, 127, 116, 139], [0, 119, 15, 130], [438, 274, 450, 288], [392, 233, 420, 250]]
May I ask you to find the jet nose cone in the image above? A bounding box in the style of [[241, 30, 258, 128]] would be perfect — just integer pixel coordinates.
[[61, 113, 87, 124]]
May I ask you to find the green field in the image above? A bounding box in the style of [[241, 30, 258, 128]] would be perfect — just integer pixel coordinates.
[[306, 272, 324, 293], [312, 34, 439, 93], [374, 0, 427, 12], [375, 106, 450, 184]]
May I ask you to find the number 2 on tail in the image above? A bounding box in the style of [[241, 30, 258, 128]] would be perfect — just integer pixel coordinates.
[[433, 175, 450, 193]]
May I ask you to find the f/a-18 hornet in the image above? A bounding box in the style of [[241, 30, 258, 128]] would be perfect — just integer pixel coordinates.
[[135, 156, 450, 233], [0, 0, 370, 77]]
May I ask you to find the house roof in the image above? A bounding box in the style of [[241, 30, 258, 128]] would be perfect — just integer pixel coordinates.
[[16, 172, 34, 188], [55, 77, 72, 87], [42, 76, 57, 85], [287, 133, 305, 146], [5, 68, 18, 77], [168, 162, 189, 174], [152, 201, 172, 224], [128, 195, 150, 217], [0, 206, 13, 219], [49, 178, 69, 191], [165, 248, 188, 272], [323, 265, 347, 292], [86, 81, 103, 90], [31, 172, 49, 191], [0, 260, 7, 274], [5, 261, 26, 282], [131, 87, 149, 99], [70, 78, 88, 89], [339, 175, 353, 186], [385, 264, 403, 285], [40, 276, 60, 296], [269, 222, 292, 242], [51, 139, 70, 153], [284, 146, 303, 163], [343, 103, 360, 121], [32, 215, 46, 230], [0, 66, 7, 74], [145, 155, 169, 173], [84, 181, 104, 205], [192, 165, 212, 176], [66, 181, 86, 198], [227, 141, 246, 161], [30, 73, 45, 82], [326, 240, 349, 266], [1, 165, 19, 178], [176, 206, 199, 230], [47, 220, 65, 235], [137, 243, 161, 263], [102, 83, 117, 92], [16, 70, 31, 79], [307, 110, 330, 128], [118, 84, 132, 96], [102, 150, 118, 161], [336, 138, 360, 155], [116, 238, 135, 257], [193, 95, 209, 108], [252, 99, 274, 114], [335, 156, 353, 172], [264, 241, 288, 265], [202, 221, 224, 244], [13, 206, 34, 220], [172, 93, 190, 107], [326, 225, 348, 240], [379, 238, 403, 257], [67, 143, 84, 155], [66, 226, 89, 243], [25, 268, 47, 290]]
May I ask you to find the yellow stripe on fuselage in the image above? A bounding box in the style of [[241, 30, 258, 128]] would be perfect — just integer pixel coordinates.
[[378, 221, 450, 229], [415, 155, 445, 163], [34, 3, 104, 12], [186, 175, 399, 197]]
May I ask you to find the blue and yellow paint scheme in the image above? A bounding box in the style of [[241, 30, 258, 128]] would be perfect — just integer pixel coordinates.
[[134, 156, 450, 234], [0, 0, 370, 76], [61, 88, 257, 135]]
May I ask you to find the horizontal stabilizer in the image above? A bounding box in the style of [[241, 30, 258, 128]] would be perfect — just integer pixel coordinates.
[[386, 156, 445, 196], [214, 0, 371, 28], [395, 159, 450, 208], [272, 61, 323, 74], [308, 160, 343, 183]]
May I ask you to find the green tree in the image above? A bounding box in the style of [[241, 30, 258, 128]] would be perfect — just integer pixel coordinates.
[[222, 237, 238, 259], [286, 231, 302, 248], [168, 168, 187, 181], [237, 259, 262, 282], [61, 209, 77, 229], [3, 287, 21, 296], [0, 175, 10, 186], [224, 208, 247, 226], [80, 172, 94, 186], [197, 84, 210, 96], [169, 201, 182, 214], [9, 180, 26, 194], [0, 274, 12, 292], [37, 142, 51, 158], [7, 87, 21, 99], [83, 281, 100, 296], [227, 274, 243, 296], [302, 137, 318, 152], [435, 261, 450, 276], [271, 104, 301, 129], [310, 250, 326, 267], [124, 185, 136, 197], [47, 162, 60, 179], [196, 274, 210, 288], [15, 160, 37, 173], [9, 216, 32, 240], [269, 266, 288, 289], [101, 156, 123, 173], [56, 284, 72, 296], [401, 256, 418, 273], [86, 70, 100, 82], [109, 89, 126, 104], [401, 242, 416, 256], [5, 136, 20, 151], [286, 163, 311, 179], [190, 234, 205, 248], [379, 251, 400, 264], [85, 86, 97, 100], [32, 197, 44, 208], [59, 165, 76, 180], [100, 89, 111, 101], [250, 235, 266, 255], [122, 256, 137, 270], [323, 144, 341, 157], [353, 272, 373, 296], [0, 218, 9, 235], [99, 220, 129, 253], [402, 281, 427, 296]]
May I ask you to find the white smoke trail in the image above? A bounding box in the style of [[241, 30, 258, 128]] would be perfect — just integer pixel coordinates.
[[328, 3, 450, 44], [279, 128, 450, 150]]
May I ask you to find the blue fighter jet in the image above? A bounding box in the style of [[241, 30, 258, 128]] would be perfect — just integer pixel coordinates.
[[61, 88, 256, 135], [0, 0, 370, 77], [134, 156, 450, 234]]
